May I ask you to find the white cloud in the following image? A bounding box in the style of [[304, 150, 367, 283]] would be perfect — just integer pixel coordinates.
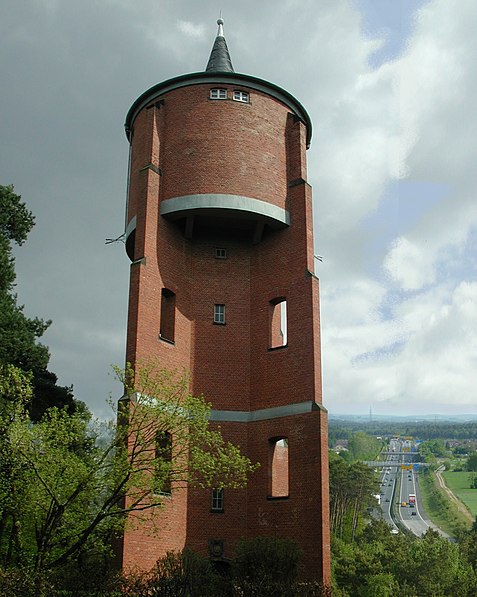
[[176, 19, 206, 39], [315, 0, 477, 415], [2, 0, 476, 417], [383, 236, 436, 290]]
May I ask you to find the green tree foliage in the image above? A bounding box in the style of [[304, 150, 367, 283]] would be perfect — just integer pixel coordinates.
[[233, 536, 302, 597], [329, 454, 379, 541], [0, 363, 258, 573], [331, 521, 477, 596], [122, 548, 228, 597], [346, 431, 382, 461], [0, 184, 35, 292], [0, 184, 76, 419], [419, 439, 448, 462], [467, 452, 477, 472], [329, 417, 477, 441], [0, 364, 34, 567]]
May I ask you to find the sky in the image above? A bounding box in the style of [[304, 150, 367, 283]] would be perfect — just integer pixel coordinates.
[[1, 0, 476, 418]]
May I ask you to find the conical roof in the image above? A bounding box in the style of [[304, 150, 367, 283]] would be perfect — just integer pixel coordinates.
[[205, 18, 234, 73]]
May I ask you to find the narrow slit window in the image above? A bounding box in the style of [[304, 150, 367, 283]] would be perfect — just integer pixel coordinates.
[[155, 432, 172, 494], [269, 437, 289, 498], [211, 488, 224, 512], [160, 288, 175, 343], [269, 298, 287, 348], [210, 88, 227, 100], [214, 304, 225, 325]]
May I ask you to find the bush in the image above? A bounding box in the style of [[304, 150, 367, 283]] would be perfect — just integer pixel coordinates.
[[233, 536, 302, 597], [0, 567, 53, 597], [121, 548, 228, 597]]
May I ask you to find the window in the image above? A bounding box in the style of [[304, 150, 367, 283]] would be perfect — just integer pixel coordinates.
[[233, 90, 249, 103], [211, 488, 224, 512], [269, 298, 287, 348], [215, 247, 227, 259], [269, 437, 289, 498], [214, 304, 225, 325], [154, 432, 172, 494], [160, 288, 175, 343], [210, 88, 227, 100]]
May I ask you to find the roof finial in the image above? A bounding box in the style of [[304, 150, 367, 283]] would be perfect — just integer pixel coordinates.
[[217, 15, 224, 38], [205, 15, 234, 72]]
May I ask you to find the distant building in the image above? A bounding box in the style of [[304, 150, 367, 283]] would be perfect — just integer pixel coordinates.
[[119, 19, 330, 584]]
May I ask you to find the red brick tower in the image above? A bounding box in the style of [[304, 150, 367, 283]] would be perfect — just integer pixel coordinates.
[[121, 19, 330, 583]]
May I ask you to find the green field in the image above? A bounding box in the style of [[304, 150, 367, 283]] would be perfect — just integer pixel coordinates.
[[442, 471, 477, 517]]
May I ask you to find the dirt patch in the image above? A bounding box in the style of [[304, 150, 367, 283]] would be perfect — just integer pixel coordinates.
[[435, 466, 474, 524]]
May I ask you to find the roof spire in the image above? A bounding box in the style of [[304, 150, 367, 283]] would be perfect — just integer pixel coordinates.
[[205, 16, 234, 73]]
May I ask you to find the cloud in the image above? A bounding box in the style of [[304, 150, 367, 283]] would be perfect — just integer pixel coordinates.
[[383, 236, 435, 290], [1, 0, 476, 417], [176, 19, 206, 39], [315, 0, 477, 415]]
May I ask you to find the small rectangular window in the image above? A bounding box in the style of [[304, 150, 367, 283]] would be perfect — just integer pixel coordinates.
[[214, 304, 225, 325], [215, 248, 227, 259], [211, 488, 224, 512], [233, 90, 249, 103], [210, 88, 227, 100]]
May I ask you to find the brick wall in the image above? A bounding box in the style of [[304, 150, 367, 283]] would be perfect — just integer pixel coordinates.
[[121, 78, 330, 586]]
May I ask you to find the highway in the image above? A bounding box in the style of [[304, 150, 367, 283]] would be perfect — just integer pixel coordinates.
[[377, 438, 448, 538], [398, 460, 430, 536], [377, 439, 400, 534]]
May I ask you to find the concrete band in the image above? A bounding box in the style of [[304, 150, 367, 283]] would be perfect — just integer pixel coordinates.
[[160, 193, 290, 227], [210, 400, 325, 422]]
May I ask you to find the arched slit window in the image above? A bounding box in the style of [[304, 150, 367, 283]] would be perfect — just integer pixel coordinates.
[[154, 431, 172, 495], [160, 288, 175, 343], [269, 437, 289, 498], [269, 298, 287, 349]]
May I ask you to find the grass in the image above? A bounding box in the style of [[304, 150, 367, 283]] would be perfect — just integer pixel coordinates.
[[442, 471, 477, 517], [418, 470, 470, 537]]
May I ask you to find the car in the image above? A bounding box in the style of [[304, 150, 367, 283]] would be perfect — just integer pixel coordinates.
[[385, 498, 390, 502], [411, 511, 417, 516], [391, 529, 399, 534]]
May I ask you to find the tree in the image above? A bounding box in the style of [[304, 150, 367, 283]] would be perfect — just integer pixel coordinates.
[[347, 432, 382, 462], [0, 184, 76, 419], [2, 363, 258, 572], [467, 452, 477, 472], [331, 519, 477, 597], [0, 364, 34, 566], [0, 184, 35, 294], [419, 439, 448, 462], [329, 454, 379, 541], [395, 529, 477, 596], [233, 536, 302, 597]]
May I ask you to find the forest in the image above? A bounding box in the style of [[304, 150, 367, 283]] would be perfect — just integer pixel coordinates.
[[329, 418, 477, 442]]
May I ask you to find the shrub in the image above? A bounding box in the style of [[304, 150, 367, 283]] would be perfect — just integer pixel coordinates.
[[0, 567, 53, 597], [233, 536, 302, 597], [121, 548, 228, 597]]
